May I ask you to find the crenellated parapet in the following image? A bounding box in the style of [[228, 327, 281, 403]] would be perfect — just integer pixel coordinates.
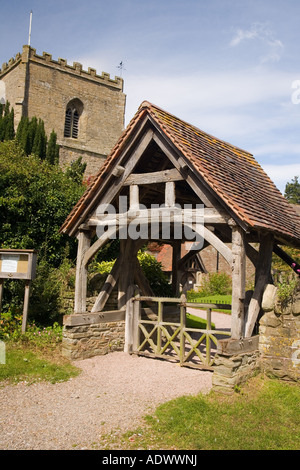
[[0, 45, 123, 90]]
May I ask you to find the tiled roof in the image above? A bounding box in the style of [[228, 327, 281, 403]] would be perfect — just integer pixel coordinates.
[[60, 101, 300, 246]]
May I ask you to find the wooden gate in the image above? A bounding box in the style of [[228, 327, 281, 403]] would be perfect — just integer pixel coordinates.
[[126, 290, 231, 370]]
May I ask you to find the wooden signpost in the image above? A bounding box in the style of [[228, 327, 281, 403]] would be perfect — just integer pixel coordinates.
[[0, 249, 37, 333]]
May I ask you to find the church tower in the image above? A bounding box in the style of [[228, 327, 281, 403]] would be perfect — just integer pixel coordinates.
[[0, 45, 126, 176]]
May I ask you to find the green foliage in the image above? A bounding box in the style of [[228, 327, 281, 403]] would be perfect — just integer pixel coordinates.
[[65, 156, 87, 184], [0, 101, 15, 142], [16, 116, 59, 162], [103, 377, 300, 450], [46, 130, 60, 164], [194, 272, 232, 297], [16, 116, 47, 159], [137, 251, 173, 297], [0, 140, 85, 266], [186, 312, 215, 329], [29, 258, 75, 325], [277, 278, 298, 306], [284, 175, 300, 204], [94, 251, 173, 297], [0, 307, 23, 341], [0, 344, 79, 384]]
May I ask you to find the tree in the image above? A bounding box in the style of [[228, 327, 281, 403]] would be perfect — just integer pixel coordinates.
[[46, 130, 60, 164], [284, 176, 300, 204], [65, 156, 87, 184], [16, 116, 50, 160], [0, 140, 85, 266], [0, 101, 15, 142]]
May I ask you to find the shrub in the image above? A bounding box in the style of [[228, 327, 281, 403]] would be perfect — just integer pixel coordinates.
[[93, 251, 173, 297], [197, 272, 232, 297]]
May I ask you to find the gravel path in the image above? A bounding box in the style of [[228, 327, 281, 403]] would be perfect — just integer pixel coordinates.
[[0, 311, 231, 450]]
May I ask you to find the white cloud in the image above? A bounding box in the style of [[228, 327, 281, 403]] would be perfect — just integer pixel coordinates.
[[230, 22, 284, 63], [124, 67, 294, 126]]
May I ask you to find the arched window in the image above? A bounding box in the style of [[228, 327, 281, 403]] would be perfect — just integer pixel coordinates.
[[64, 99, 83, 139]]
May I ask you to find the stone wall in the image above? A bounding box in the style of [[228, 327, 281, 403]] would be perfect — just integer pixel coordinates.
[[212, 337, 260, 394], [62, 311, 125, 360], [212, 282, 300, 393], [0, 45, 126, 176], [259, 283, 300, 382]]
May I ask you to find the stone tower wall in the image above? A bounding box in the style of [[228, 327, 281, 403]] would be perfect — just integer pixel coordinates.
[[0, 46, 126, 177]]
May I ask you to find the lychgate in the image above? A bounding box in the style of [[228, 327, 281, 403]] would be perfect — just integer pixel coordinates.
[[60, 101, 300, 376]]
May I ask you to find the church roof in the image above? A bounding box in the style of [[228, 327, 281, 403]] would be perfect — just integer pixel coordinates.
[[60, 101, 300, 247]]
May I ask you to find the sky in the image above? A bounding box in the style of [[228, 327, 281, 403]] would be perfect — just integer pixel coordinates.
[[1, 0, 300, 194]]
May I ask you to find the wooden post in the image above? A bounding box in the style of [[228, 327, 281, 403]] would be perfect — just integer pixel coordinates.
[[180, 294, 186, 365], [21, 281, 31, 333], [118, 239, 139, 309], [0, 280, 3, 316], [244, 233, 274, 338], [132, 289, 141, 352], [157, 300, 163, 355], [165, 181, 176, 207], [91, 256, 122, 312], [172, 241, 181, 296], [231, 224, 246, 339], [129, 184, 139, 211], [124, 284, 137, 353], [74, 229, 92, 313]]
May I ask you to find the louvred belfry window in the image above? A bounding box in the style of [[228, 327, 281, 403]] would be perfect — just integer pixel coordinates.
[[64, 107, 79, 138], [64, 99, 83, 139]]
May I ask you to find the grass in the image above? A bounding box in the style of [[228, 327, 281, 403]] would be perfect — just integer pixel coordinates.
[[0, 341, 79, 385], [187, 294, 232, 314], [94, 375, 300, 450], [186, 312, 215, 329]]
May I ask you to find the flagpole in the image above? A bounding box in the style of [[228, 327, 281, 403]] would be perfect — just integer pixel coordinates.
[[28, 10, 33, 46]]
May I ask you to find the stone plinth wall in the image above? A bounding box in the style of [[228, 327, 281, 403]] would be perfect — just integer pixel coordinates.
[[212, 337, 260, 394], [212, 283, 300, 393], [259, 284, 300, 382], [62, 311, 125, 360]]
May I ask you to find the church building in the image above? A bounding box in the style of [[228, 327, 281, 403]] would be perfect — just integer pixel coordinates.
[[0, 45, 126, 176]]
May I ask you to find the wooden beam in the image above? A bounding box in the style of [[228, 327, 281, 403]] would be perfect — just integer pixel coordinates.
[[64, 310, 126, 326], [202, 225, 233, 266], [123, 168, 183, 186], [74, 229, 92, 313], [124, 284, 140, 353], [83, 224, 119, 267], [111, 165, 125, 177], [91, 256, 122, 312], [70, 126, 154, 236], [244, 233, 274, 338], [165, 181, 176, 207], [273, 244, 300, 277], [129, 184, 139, 211], [152, 130, 216, 208], [178, 240, 209, 271], [172, 241, 182, 296], [88, 207, 229, 228], [118, 239, 140, 309], [231, 224, 246, 339], [134, 261, 154, 297]]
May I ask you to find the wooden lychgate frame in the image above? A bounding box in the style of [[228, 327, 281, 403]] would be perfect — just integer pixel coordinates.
[[60, 101, 300, 349]]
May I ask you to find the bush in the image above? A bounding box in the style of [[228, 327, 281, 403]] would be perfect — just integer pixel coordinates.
[[93, 251, 173, 297], [0, 306, 62, 346], [196, 272, 232, 297]]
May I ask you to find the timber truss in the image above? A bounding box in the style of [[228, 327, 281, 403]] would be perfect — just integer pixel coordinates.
[[62, 104, 300, 343]]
